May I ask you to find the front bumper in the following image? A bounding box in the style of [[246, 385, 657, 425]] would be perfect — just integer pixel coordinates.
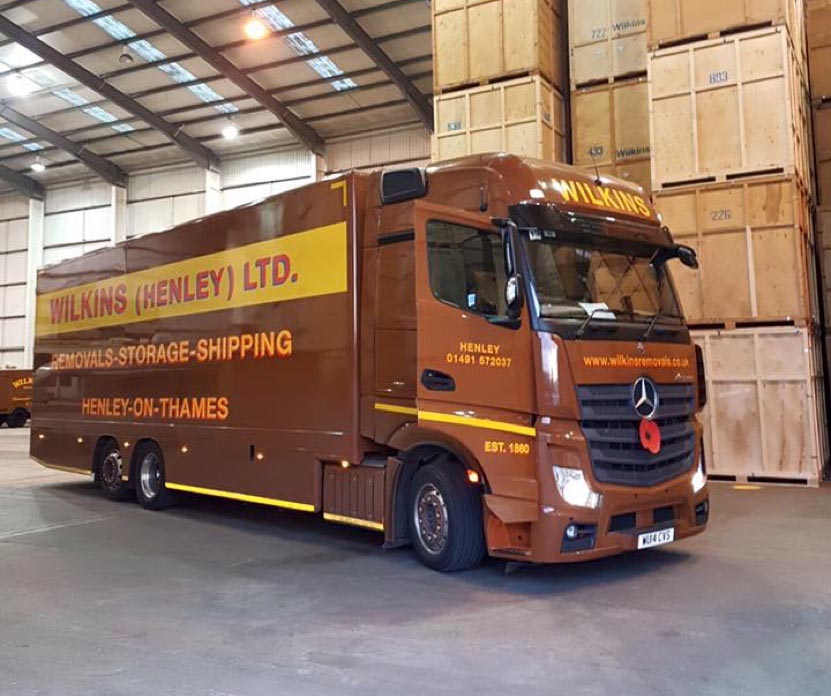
[[488, 474, 709, 564]]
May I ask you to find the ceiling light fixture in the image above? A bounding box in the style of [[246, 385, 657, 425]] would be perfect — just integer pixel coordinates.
[[244, 15, 268, 40], [222, 122, 239, 140], [118, 45, 134, 65], [30, 157, 46, 173], [7, 72, 38, 97]]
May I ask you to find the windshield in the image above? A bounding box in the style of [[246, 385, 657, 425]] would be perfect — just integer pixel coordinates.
[[521, 229, 683, 327]]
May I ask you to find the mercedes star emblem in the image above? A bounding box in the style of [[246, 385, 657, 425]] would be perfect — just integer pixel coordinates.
[[632, 377, 660, 421]]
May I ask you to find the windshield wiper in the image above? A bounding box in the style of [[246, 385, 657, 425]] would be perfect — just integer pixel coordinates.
[[641, 313, 661, 340], [576, 308, 611, 338]]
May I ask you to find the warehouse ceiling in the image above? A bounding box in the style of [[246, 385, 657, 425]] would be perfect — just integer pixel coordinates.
[[0, 0, 433, 193]]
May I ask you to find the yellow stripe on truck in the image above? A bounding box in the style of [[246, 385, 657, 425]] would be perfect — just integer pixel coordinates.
[[165, 482, 315, 512], [323, 513, 384, 532], [374, 402, 536, 437], [36, 222, 348, 337]]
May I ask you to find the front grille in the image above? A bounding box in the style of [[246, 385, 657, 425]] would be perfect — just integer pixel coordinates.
[[578, 383, 696, 487]]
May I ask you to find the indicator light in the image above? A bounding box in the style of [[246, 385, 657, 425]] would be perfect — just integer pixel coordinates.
[[181, 445, 189, 454], [256, 452, 264, 461], [466, 469, 480, 484], [77, 437, 84, 444], [340, 460, 350, 468]]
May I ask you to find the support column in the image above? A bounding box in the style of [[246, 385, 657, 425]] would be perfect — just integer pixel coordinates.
[[23, 198, 44, 369], [204, 168, 222, 215], [110, 185, 127, 244], [311, 152, 325, 181]]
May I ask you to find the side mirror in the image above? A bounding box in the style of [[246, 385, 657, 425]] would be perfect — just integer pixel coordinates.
[[506, 275, 520, 309], [677, 245, 699, 269]]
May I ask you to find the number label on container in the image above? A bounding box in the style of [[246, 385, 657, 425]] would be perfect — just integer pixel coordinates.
[[710, 209, 732, 222], [708, 70, 730, 85], [592, 27, 608, 40]]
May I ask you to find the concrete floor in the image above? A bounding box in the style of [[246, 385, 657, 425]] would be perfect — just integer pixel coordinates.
[[1, 429, 829, 696]]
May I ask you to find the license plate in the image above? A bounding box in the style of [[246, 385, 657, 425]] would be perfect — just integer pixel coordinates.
[[637, 527, 675, 550]]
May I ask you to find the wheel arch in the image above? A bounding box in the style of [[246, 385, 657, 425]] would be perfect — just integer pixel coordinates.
[[386, 423, 488, 546]]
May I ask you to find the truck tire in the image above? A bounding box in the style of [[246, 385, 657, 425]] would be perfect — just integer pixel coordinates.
[[134, 442, 175, 510], [98, 441, 132, 502], [7, 409, 27, 428], [408, 460, 485, 572]]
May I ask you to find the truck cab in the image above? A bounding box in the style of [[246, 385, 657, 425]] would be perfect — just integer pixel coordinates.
[[367, 153, 708, 570]]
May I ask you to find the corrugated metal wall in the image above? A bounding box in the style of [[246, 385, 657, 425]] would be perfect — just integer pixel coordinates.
[[0, 196, 30, 367], [325, 125, 430, 173], [43, 180, 113, 266]]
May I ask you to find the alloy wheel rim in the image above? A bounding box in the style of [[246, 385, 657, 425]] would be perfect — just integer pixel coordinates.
[[139, 453, 160, 500], [414, 482, 449, 555]]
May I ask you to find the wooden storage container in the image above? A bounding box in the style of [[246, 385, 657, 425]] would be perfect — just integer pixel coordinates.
[[649, 27, 812, 191], [568, 0, 648, 87], [432, 74, 566, 162], [694, 326, 827, 485], [648, 0, 806, 59], [807, 0, 831, 100], [815, 105, 831, 204], [433, 0, 564, 93], [658, 176, 816, 325], [572, 77, 652, 192]]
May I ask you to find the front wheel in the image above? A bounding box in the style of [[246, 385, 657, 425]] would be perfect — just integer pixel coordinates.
[[408, 460, 485, 572], [134, 442, 175, 510]]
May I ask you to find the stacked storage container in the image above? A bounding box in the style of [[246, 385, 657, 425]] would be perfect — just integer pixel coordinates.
[[568, 0, 652, 192], [647, 0, 828, 485], [431, 0, 567, 162]]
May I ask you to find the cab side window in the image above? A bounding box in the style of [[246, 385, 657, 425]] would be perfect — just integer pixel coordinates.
[[427, 221, 508, 318]]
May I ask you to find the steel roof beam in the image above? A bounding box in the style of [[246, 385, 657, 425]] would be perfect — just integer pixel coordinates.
[[0, 13, 219, 171], [312, 0, 433, 131], [0, 105, 126, 186], [0, 55, 433, 156], [127, 0, 324, 154], [0, 162, 43, 199]]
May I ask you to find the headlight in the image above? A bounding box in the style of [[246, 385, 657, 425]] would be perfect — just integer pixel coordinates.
[[553, 466, 602, 509], [692, 456, 706, 494]]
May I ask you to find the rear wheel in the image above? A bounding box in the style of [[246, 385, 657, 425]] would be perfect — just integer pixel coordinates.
[[134, 442, 174, 510], [7, 409, 27, 428], [408, 460, 485, 572], [98, 442, 132, 502]]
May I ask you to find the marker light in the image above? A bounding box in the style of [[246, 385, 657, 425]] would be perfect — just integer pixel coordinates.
[[255, 452, 264, 461], [466, 469, 480, 484], [222, 123, 239, 140], [692, 456, 707, 494], [123, 441, 130, 448], [77, 437, 84, 444], [181, 445, 189, 454], [244, 16, 268, 40], [340, 460, 350, 468], [553, 466, 602, 509]]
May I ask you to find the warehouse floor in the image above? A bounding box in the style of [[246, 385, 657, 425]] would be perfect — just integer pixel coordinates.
[[1, 429, 829, 696]]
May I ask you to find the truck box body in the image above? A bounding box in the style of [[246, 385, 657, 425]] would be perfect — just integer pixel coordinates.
[[33, 178, 365, 509], [32, 155, 709, 569]]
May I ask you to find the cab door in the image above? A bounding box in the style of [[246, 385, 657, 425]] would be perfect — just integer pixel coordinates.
[[413, 201, 536, 425]]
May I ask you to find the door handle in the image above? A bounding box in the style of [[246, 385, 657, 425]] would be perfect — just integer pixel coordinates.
[[421, 369, 456, 392]]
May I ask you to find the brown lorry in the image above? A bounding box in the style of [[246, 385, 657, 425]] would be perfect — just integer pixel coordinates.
[[31, 153, 708, 571], [0, 369, 31, 428]]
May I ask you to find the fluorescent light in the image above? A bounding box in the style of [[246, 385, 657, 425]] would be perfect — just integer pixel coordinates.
[[30, 159, 45, 173], [222, 123, 239, 140], [7, 73, 37, 97]]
